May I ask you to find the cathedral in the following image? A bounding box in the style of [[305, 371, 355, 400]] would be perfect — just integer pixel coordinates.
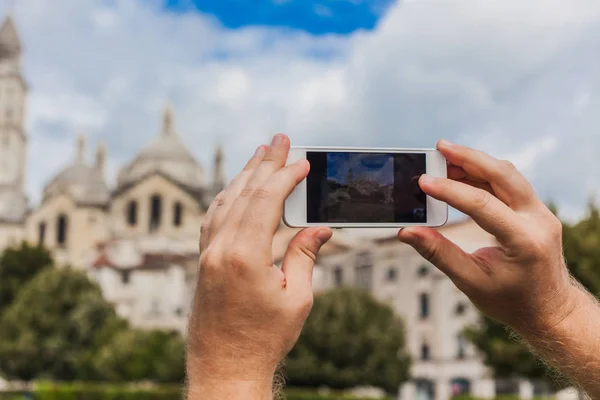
[[0, 15, 224, 267]]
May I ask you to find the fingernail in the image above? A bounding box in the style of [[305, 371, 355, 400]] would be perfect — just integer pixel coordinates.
[[254, 145, 266, 157], [439, 139, 453, 148], [315, 228, 332, 245], [295, 158, 308, 167], [271, 133, 285, 147]]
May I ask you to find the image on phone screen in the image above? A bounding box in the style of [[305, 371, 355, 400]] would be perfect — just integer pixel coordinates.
[[306, 152, 427, 223]]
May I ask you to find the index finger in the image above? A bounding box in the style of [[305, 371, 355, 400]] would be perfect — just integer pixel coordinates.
[[437, 140, 540, 210], [236, 159, 310, 247], [419, 174, 526, 246]]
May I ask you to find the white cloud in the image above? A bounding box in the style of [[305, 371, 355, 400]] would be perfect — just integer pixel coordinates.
[[5, 0, 600, 220]]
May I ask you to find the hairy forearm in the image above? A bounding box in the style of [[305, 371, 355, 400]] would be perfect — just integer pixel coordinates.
[[186, 377, 274, 400], [516, 282, 600, 397], [185, 353, 278, 400]]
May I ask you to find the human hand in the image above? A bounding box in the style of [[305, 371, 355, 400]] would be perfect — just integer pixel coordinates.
[[186, 134, 332, 398], [398, 140, 579, 334]]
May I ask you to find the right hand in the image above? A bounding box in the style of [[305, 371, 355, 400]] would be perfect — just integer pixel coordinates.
[[399, 140, 580, 334]]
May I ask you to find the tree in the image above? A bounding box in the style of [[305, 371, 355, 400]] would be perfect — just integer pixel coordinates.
[[92, 329, 186, 383], [0, 242, 52, 315], [0, 267, 125, 381], [467, 202, 600, 386], [286, 288, 410, 393]]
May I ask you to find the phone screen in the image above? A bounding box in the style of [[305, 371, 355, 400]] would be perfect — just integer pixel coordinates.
[[306, 151, 427, 223]]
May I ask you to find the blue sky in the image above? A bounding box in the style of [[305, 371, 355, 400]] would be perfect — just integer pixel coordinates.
[[162, 0, 395, 34]]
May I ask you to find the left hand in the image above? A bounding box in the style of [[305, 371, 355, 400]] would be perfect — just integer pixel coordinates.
[[186, 134, 332, 398]]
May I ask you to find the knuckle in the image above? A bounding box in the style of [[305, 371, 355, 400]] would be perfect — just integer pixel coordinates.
[[472, 190, 492, 211], [252, 187, 271, 200], [200, 221, 210, 237], [295, 244, 317, 264], [421, 240, 441, 263], [549, 216, 563, 237], [200, 248, 221, 271], [499, 160, 516, 173], [226, 247, 252, 271], [240, 187, 254, 198], [213, 191, 227, 207], [298, 294, 314, 316]]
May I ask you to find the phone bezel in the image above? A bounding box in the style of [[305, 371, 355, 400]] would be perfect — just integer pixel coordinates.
[[283, 146, 448, 228]]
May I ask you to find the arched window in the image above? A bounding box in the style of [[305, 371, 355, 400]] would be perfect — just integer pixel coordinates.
[[127, 200, 138, 226], [38, 222, 46, 246], [420, 293, 430, 319], [57, 214, 68, 246], [149, 195, 162, 232], [386, 267, 397, 282], [457, 334, 467, 359], [418, 264, 430, 277], [421, 343, 431, 361], [334, 266, 344, 287], [173, 201, 183, 227]]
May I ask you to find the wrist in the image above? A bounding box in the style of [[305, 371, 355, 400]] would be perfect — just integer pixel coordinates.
[[515, 279, 586, 339], [186, 355, 277, 400], [187, 376, 274, 400]]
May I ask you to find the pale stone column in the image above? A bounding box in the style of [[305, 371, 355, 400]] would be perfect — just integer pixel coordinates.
[[519, 380, 534, 399], [398, 382, 415, 400], [435, 378, 451, 400], [473, 379, 496, 399]]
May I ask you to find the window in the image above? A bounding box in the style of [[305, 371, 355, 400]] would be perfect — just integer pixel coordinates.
[[455, 302, 467, 316], [386, 267, 397, 282], [121, 270, 131, 285], [57, 214, 68, 246], [421, 343, 431, 361], [127, 200, 138, 226], [38, 222, 46, 246], [457, 334, 467, 359], [149, 195, 162, 232], [334, 266, 343, 286], [5, 108, 12, 122], [418, 264, 430, 277], [419, 293, 430, 319], [451, 378, 471, 396], [150, 299, 160, 316], [355, 252, 373, 291], [173, 201, 183, 227]]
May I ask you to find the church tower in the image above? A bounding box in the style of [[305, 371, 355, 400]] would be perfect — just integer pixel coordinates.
[[0, 15, 26, 199], [0, 14, 28, 251]]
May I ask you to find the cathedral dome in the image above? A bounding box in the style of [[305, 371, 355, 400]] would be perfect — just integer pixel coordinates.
[[117, 106, 204, 190], [43, 137, 110, 206]]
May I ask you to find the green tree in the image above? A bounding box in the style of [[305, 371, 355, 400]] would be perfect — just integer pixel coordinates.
[[467, 202, 600, 385], [0, 242, 52, 315], [0, 267, 125, 381], [92, 329, 186, 383], [286, 288, 410, 393]]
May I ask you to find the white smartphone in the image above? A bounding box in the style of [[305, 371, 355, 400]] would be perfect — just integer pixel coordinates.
[[283, 147, 448, 228]]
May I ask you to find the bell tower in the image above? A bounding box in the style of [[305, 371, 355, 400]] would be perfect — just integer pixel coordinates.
[[0, 15, 27, 192]]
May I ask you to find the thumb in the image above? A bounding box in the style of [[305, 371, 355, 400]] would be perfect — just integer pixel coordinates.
[[398, 227, 478, 286], [281, 227, 333, 294]]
